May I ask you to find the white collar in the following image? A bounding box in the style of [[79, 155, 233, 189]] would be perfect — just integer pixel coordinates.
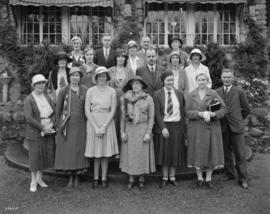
[[164, 87, 174, 95], [147, 64, 156, 71], [224, 85, 232, 91]]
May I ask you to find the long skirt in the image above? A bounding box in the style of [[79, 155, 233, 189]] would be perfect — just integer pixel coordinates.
[[120, 121, 156, 175], [155, 122, 186, 167], [27, 135, 55, 171]]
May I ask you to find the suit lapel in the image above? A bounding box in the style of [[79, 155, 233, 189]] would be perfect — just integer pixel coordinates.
[[144, 65, 155, 87]]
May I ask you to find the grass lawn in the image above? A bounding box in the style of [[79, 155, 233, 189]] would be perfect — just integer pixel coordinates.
[[0, 152, 270, 214]]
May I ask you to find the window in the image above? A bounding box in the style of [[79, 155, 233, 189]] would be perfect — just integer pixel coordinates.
[[144, 3, 239, 46], [42, 7, 62, 44], [70, 7, 112, 46], [194, 4, 214, 45], [217, 4, 237, 45], [21, 6, 62, 44], [145, 3, 187, 46], [21, 6, 40, 44]]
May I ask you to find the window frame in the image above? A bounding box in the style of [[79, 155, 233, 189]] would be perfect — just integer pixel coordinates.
[[143, 3, 240, 47]]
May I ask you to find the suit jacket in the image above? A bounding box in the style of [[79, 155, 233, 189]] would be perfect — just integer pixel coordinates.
[[216, 85, 251, 134], [24, 93, 55, 141], [136, 64, 166, 97], [94, 48, 117, 69], [153, 88, 186, 134]]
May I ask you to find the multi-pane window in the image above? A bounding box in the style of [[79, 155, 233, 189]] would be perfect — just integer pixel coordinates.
[[145, 3, 186, 46], [70, 7, 112, 46], [167, 3, 187, 45], [144, 3, 239, 46], [194, 4, 214, 45], [21, 6, 40, 44], [217, 4, 237, 45], [145, 3, 166, 45], [21, 6, 62, 44], [42, 7, 62, 44]]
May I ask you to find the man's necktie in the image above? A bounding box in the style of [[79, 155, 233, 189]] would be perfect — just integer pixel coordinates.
[[150, 66, 155, 79], [105, 49, 109, 61], [167, 91, 173, 116], [224, 87, 229, 95]]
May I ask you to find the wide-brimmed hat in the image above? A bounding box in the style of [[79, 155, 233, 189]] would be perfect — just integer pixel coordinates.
[[54, 51, 73, 65], [127, 40, 139, 50], [69, 66, 83, 77], [169, 36, 183, 49], [31, 74, 47, 87], [189, 48, 206, 61], [94, 66, 111, 82], [122, 75, 148, 93]]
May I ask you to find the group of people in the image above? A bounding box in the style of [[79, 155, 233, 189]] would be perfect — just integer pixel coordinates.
[[24, 34, 251, 193]]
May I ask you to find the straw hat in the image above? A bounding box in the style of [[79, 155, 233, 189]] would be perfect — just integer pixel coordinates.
[[31, 74, 47, 87], [94, 66, 111, 81], [69, 66, 83, 77], [127, 40, 139, 49], [189, 48, 206, 61]]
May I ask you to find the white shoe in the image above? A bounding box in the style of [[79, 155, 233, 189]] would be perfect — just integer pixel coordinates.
[[37, 180, 48, 188], [30, 182, 37, 192]]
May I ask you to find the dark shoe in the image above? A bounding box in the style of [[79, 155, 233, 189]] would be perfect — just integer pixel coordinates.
[[205, 181, 213, 189], [240, 181, 248, 189], [92, 179, 99, 189], [221, 175, 235, 181], [196, 180, 203, 188], [127, 181, 135, 190], [169, 180, 178, 186], [138, 182, 144, 190], [159, 180, 168, 189], [101, 180, 108, 189]]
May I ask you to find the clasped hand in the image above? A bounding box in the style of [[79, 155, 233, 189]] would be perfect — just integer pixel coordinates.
[[198, 111, 215, 122], [96, 126, 106, 138]]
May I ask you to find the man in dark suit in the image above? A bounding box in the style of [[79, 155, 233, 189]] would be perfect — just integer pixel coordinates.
[[216, 68, 251, 189], [94, 34, 117, 68], [136, 48, 166, 97], [137, 36, 151, 65]]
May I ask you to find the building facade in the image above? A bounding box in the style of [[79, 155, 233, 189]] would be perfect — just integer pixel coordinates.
[[5, 0, 264, 48]]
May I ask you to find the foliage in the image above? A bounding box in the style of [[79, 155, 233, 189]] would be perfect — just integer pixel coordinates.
[[0, 23, 72, 95], [111, 16, 141, 50], [234, 12, 269, 107]]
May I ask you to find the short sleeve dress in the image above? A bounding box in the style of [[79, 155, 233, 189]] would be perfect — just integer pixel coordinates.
[[84, 86, 119, 158]]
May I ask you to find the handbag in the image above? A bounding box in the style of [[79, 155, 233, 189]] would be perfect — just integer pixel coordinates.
[[207, 98, 221, 112]]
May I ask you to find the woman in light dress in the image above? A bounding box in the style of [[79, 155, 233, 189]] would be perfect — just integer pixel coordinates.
[[85, 66, 119, 188]]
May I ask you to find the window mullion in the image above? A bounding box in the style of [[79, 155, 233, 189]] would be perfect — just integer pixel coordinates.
[[213, 4, 217, 43], [165, 4, 168, 47], [39, 6, 43, 44]]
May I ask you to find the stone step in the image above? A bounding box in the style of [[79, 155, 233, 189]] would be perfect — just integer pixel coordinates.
[[5, 141, 253, 180]]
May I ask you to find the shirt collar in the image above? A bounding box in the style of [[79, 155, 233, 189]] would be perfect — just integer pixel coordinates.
[[224, 85, 232, 92], [147, 64, 156, 71], [164, 87, 174, 94]]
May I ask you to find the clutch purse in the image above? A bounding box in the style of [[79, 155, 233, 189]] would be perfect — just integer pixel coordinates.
[[207, 98, 221, 112]]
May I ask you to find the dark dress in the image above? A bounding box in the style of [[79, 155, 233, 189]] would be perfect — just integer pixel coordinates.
[[54, 85, 89, 172], [24, 94, 55, 171], [154, 88, 186, 167]]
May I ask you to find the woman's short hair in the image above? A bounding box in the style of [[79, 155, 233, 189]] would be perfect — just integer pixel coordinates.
[[195, 73, 209, 82], [71, 36, 82, 45], [169, 54, 181, 64]]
